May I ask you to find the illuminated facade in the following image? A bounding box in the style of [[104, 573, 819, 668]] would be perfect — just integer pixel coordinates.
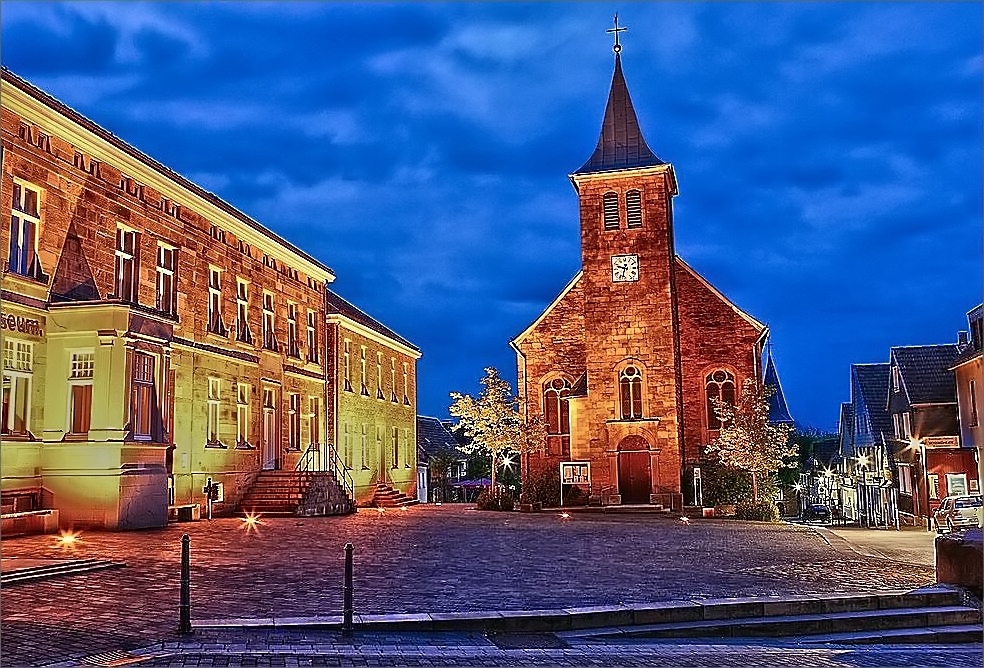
[[0, 68, 416, 529], [512, 53, 769, 508]]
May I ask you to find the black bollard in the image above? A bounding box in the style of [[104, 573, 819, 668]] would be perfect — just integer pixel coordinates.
[[178, 533, 192, 635], [343, 542, 354, 636]]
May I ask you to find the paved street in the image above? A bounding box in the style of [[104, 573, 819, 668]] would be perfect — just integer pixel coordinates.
[[819, 525, 939, 567], [0, 506, 945, 666]]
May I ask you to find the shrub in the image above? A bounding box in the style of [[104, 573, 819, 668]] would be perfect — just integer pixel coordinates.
[[700, 462, 753, 507], [523, 465, 561, 507], [735, 499, 780, 522], [476, 488, 515, 511]]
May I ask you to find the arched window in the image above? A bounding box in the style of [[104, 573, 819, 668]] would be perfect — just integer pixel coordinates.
[[543, 377, 571, 456], [705, 370, 736, 430], [603, 191, 620, 230], [619, 366, 643, 420], [626, 189, 642, 228]]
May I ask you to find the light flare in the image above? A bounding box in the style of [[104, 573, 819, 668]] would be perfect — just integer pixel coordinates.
[[240, 511, 263, 533], [55, 529, 81, 548], [560, 512, 571, 520], [680, 516, 691, 524]]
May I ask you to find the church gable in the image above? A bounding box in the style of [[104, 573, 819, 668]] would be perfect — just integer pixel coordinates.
[[675, 256, 768, 466], [511, 272, 586, 416]]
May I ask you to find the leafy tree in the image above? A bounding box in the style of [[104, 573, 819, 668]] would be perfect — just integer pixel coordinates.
[[705, 378, 797, 502], [427, 448, 462, 502], [449, 367, 546, 493]]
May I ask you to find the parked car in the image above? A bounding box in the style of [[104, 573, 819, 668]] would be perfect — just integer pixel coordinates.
[[803, 503, 831, 522], [933, 495, 983, 533]]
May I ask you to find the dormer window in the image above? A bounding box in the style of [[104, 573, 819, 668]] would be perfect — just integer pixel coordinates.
[[892, 366, 900, 392], [603, 191, 620, 230]]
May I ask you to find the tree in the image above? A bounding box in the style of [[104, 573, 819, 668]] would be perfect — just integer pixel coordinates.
[[705, 378, 797, 502], [427, 449, 461, 502], [449, 367, 546, 494]]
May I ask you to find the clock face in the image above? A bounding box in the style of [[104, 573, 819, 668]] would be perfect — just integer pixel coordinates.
[[611, 254, 639, 282]]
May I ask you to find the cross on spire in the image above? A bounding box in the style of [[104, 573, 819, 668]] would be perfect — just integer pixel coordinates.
[[607, 13, 627, 54]]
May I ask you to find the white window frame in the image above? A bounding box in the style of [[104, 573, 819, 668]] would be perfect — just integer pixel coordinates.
[[236, 278, 252, 343], [2, 339, 33, 436], [403, 361, 410, 404], [287, 392, 301, 451], [343, 339, 352, 391], [360, 423, 368, 469], [343, 422, 352, 468], [115, 225, 139, 302], [286, 302, 299, 358], [207, 377, 221, 445], [376, 352, 384, 400], [67, 350, 95, 436], [308, 396, 320, 446], [262, 291, 276, 350], [306, 310, 318, 363], [360, 345, 368, 395], [236, 383, 251, 446], [207, 266, 224, 335], [390, 357, 398, 402], [392, 426, 399, 468], [9, 179, 42, 277], [156, 243, 177, 315]]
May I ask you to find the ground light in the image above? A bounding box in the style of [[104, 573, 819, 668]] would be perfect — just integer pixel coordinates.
[[240, 511, 263, 534], [560, 512, 571, 520], [55, 529, 81, 548], [680, 516, 690, 524], [376, 507, 386, 514]]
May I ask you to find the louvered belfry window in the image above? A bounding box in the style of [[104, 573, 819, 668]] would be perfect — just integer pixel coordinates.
[[626, 189, 643, 228], [603, 191, 620, 230]]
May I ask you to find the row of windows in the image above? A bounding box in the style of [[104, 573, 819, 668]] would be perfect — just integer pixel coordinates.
[[342, 339, 412, 405], [6, 174, 321, 299], [208, 267, 319, 361], [340, 421, 412, 470], [538, 367, 736, 456], [16, 119, 323, 291], [206, 379, 321, 451], [602, 189, 643, 231]]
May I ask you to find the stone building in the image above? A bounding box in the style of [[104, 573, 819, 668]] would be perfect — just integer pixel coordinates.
[[511, 51, 771, 509], [325, 290, 420, 506], [0, 67, 416, 530]]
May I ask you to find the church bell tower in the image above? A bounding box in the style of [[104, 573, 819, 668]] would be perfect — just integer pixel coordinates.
[[569, 20, 685, 506]]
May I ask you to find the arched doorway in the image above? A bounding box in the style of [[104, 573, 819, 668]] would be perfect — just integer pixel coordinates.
[[617, 435, 652, 505]]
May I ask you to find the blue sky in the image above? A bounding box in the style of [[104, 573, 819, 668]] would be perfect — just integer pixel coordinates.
[[2, 2, 981, 431]]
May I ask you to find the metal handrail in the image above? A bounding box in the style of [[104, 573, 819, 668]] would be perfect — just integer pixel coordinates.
[[295, 442, 355, 503]]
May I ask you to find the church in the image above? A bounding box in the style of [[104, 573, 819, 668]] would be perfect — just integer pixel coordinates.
[[511, 42, 779, 510]]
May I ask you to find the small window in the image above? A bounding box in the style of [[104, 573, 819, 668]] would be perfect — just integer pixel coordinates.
[[36, 132, 50, 153], [619, 366, 643, 420], [626, 190, 642, 228], [603, 191, 620, 230], [73, 151, 86, 171]]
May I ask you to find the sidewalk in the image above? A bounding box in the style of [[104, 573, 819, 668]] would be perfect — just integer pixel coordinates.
[[814, 524, 937, 567]]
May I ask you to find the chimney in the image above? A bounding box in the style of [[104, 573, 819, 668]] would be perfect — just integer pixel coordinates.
[[958, 331, 969, 346]]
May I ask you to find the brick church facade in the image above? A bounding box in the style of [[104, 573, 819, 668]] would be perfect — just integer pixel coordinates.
[[512, 52, 769, 509]]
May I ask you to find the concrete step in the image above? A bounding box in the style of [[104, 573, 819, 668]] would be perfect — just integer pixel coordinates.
[[797, 624, 984, 645], [1, 559, 125, 586], [565, 605, 982, 640]]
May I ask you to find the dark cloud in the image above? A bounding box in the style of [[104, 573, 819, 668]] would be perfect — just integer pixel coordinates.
[[2, 2, 979, 428]]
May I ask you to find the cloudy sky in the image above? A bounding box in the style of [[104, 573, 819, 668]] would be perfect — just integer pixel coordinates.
[[2, 2, 980, 430]]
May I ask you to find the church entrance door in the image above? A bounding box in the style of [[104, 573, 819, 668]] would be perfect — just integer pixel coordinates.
[[617, 436, 652, 505]]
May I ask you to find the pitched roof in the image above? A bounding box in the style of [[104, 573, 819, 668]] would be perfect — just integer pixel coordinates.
[[763, 348, 794, 424], [891, 345, 960, 405], [574, 54, 665, 175], [811, 437, 841, 468], [852, 363, 893, 440], [416, 416, 464, 462], [324, 290, 419, 353], [838, 402, 855, 454]]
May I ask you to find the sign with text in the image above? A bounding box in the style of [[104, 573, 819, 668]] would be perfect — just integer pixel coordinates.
[[560, 461, 591, 485]]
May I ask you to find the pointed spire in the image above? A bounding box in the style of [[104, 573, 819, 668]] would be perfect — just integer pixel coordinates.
[[574, 50, 664, 175], [763, 345, 795, 425]]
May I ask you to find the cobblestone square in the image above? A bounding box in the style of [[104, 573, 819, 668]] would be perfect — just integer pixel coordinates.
[[0, 506, 937, 666]]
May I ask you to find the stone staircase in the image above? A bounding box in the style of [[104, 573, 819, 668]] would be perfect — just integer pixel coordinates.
[[369, 482, 419, 508], [239, 470, 354, 517]]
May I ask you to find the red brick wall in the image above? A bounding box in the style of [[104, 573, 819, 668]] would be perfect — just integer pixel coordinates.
[[675, 259, 765, 467]]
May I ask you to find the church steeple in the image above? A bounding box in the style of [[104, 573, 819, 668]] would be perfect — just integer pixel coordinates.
[[574, 52, 664, 175], [764, 346, 795, 425]]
